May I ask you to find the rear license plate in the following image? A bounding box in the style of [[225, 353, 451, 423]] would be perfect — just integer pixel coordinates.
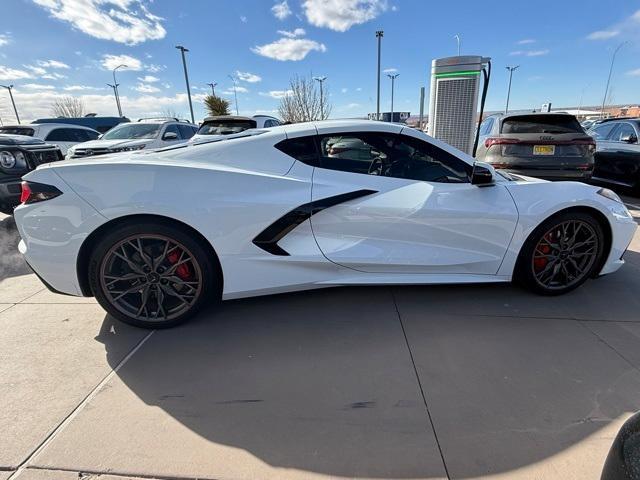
[[533, 145, 555, 155]]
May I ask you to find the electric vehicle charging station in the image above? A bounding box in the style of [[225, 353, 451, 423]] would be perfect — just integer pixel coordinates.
[[428, 55, 491, 156]]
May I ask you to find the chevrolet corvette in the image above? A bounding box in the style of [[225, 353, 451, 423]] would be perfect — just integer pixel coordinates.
[[14, 120, 637, 328]]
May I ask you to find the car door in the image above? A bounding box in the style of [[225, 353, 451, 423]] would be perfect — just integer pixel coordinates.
[[592, 122, 621, 183], [309, 127, 519, 275], [605, 122, 640, 187], [44, 128, 76, 155]]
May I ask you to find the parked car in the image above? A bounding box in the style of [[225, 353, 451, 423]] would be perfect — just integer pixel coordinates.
[[33, 116, 130, 134], [476, 113, 595, 181], [588, 118, 640, 194], [189, 115, 280, 143], [0, 134, 62, 215], [0, 123, 100, 156], [14, 120, 636, 328], [601, 411, 640, 480], [65, 118, 197, 159]]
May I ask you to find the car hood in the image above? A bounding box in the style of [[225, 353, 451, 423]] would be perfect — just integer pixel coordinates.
[[0, 134, 45, 146], [72, 139, 153, 150]]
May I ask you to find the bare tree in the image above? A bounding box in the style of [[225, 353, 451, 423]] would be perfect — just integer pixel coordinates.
[[50, 96, 85, 118], [278, 75, 331, 123]]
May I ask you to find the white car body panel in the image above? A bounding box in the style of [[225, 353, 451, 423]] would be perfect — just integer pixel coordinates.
[[13, 120, 636, 301]]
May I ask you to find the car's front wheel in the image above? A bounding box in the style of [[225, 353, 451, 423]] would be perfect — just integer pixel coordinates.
[[89, 221, 218, 328], [516, 211, 605, 295]]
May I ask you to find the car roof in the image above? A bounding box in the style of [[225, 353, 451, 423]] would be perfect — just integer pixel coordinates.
[[30, 123, 99, 132], [202, 115, 254, 122]]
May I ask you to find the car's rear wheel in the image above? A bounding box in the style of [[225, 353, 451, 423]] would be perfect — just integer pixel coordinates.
[[89, 221, 218, 328], [516, 212, 605, 295]]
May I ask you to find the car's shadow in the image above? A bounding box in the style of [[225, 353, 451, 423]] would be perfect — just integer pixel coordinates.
[[95, 252, 640, 478], [0, 215, 30, 281]]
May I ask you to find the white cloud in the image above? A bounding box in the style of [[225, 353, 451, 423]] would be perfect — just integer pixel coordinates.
[[37, 59, 70, 69], [259, 90, 293, 99], [236, 71, 262, 83], [146, 63, 165, 73], [509, 49, 549, 57], [221, 86, 249, 95], [41, 72, 67, 80], [132, 83, 160, 93], [32, 0, 166, 45], [517, 38, 535, 45], [587, 30, 620, 40], [20, 83, 55, 90], [341, 87, 348, 93], [0, 33, 11, 47], [240, 15, 247, 23], [101, 54, 142, 71], [272, 0, 292, 20], [303, 0, 387, 32], [0, 66, 33, 81], [137, 75, 159, 83], [277, 28, 306, 38], [383, 67, 397, 73], [252, 37, 326, 61], [356, 87, 362, 91], [24, 65, 47, 76], [63, 84, 104, 91], [627, 68, 640, 76]]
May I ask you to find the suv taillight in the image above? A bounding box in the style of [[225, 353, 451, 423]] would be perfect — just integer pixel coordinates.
[[484, 138, 521, 148], [20, 181, 62, 205]]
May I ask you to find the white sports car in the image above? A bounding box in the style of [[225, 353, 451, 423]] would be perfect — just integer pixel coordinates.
[[14, 120, 637, 328]]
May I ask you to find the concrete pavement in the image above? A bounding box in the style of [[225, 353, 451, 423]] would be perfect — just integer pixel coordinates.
[[1, 203, 640, 480]]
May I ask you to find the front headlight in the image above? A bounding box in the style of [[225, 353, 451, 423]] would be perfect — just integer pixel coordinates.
[[597, 188, 624, 204], [0, 150, 16, 168]]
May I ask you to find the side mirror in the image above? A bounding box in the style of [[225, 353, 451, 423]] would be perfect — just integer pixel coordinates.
[[163, 131, 178, 141], [471, 163, 494, 186], [620, 133, 637, 144], [97, 134, 103, 139]]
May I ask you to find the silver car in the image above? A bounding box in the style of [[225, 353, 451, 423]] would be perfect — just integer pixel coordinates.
[[476, 113, 595, 180]]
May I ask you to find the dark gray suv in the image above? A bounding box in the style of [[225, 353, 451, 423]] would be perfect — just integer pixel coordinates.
[[589, 118, 640, 194], [475, 113, 595, 181]]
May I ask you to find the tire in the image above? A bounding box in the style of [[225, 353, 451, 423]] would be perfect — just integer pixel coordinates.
[[515, 211, 605, 296], [89, 220, 219, 328]]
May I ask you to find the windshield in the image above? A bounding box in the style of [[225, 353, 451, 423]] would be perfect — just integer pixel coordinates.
[[0, 127, 35, 136], [501, 115, 584, 134], [102, 123, 161, 140], [197, 120, 256, 136]]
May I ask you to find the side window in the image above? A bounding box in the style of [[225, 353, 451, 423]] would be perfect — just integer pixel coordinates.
[[163, 124, 181, 139], [612, 123, 637, 142], [318, 132, 395, 174], [177, 124, 195, 139], [591, 123, 617, 140], [274, 136, 319, 166], [45, 128, 75, 142], [390, 135, 471, 183], [479, 117, 494, 136], [84, 130, 100, 141]]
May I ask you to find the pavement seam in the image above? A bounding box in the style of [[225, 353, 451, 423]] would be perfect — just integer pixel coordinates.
[[390, 287, 451, 480], [578, 320, 640, 374], [23, 465, 220, 480], [7, 330, 155, 480]]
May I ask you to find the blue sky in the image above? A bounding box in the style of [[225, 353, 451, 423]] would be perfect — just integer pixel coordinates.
[[0, 0, 639, 122]]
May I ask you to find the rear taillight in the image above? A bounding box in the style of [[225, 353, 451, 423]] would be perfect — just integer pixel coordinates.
[[20, 181, 62, 205], [484, 138, 520, 148]]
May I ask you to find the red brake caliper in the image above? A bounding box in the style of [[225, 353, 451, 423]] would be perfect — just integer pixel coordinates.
[[534, 234, 552, 272], [167, 249, 192, 280]]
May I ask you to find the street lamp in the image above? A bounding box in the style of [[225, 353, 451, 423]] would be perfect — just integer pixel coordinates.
[[454, 34, 461, 56], [504, 65, 520, 114], [112, 64, 127, 117], [387, 73, 399, 122], [176, 45, 195, 123], [228, 74, 239, 115], [107, 83, 120, 116], [601, 41, 629, 118], [0, 84, 19, 124], [313, 76, 327, 119], [375, 30, 384, 121], [207, 82, 217, 96]]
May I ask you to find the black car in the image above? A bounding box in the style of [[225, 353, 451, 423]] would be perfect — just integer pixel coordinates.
[[0, 134, 63, 215], [589, 118, 640, 194]]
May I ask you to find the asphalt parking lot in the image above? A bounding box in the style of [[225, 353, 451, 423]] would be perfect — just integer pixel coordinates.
[[1, 196, 640, 480]]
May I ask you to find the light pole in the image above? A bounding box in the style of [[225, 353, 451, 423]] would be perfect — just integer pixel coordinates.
[[107, 83, 120, 116], [375, 30, 383, 121], [207, 82, 217, 96], [228, 74, 239, 115], [387, 73, 399, 122], [0, 84, 19, 124], [504, 65, 520, 114], [454, 34, 461, 56], [601, 41, 628, 118], [176, 45, 195, 123], [313, 76, 327, 119], [112, 64, 127, 117]]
